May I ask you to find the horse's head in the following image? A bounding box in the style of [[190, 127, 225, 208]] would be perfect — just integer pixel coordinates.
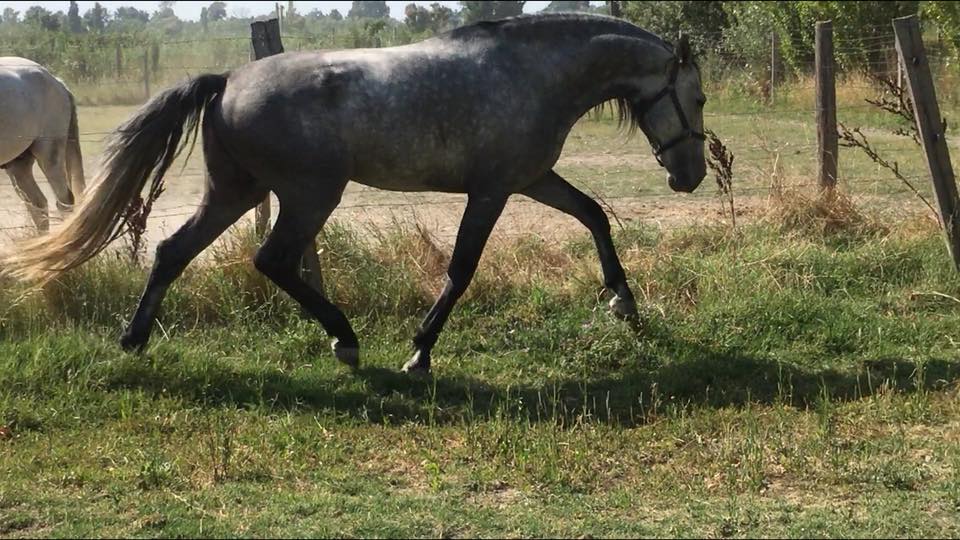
[[633, 34, 706, 193]]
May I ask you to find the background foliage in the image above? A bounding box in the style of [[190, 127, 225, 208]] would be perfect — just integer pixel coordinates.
[[3, 1, 958, 88]]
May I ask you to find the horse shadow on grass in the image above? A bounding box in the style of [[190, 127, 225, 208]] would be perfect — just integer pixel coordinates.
[[107, 320, 960, 428]]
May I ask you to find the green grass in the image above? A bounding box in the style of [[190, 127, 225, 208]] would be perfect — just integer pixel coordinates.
[[3, 204, 960, 537]]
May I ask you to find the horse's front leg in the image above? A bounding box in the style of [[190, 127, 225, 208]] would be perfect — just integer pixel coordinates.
[[521, 170, 640, 321], [403, 192, 508, 374]]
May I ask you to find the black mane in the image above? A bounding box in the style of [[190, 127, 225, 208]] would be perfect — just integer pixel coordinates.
[[446, 12, 673, 52]]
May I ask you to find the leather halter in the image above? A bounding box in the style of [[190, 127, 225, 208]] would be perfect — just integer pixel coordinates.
[[636, 58, 706, 166]]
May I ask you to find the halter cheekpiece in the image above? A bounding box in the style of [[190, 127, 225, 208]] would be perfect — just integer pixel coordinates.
[[636, 57, 706, 166]]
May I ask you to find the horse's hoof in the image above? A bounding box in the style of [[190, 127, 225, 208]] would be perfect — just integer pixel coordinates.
[[331, 339, 360, 368], [609, 294, 639, 321], [119, 332, 146, 353], [401, 350, 431, 376]]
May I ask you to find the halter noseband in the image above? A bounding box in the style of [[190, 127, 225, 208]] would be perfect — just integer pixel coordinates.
[[636, 58, 706, 166]]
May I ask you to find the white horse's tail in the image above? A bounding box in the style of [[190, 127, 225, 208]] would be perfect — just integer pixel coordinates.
[[66, 91, 85, 198]]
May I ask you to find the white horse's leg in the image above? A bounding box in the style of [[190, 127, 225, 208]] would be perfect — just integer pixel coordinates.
[[31, 139, 74, 211], [4, 155, 48, 233]]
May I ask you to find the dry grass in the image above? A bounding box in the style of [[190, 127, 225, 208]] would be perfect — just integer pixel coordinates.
[[764, 186, 889, 238]]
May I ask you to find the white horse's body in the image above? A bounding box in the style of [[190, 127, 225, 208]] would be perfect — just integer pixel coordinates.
[[0, 56, 84, 231]]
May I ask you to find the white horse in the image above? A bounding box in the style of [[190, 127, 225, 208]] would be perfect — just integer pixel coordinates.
[[0, 57, 85, 232]]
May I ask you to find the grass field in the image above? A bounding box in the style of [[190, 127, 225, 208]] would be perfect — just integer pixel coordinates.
[[2, 66, 960, 536], [3, 203, 960, 536]]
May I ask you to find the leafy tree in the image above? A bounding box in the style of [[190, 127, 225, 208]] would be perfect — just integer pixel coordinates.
[[114, 6, 149, 24], [67, 0, 83, 33], [329, 9, 343, 21], [405, 4, 432, 33], [155, 1, 176, 20], [284, 0, 306, 31], [107, 6, 148, 33], [208, 1, 227, 22], [1, 8, 19, 24], [923, 1, 960, 57], [621, 1, 727, 53], [722, 1, 918, 74], [150, 1, 183, 36], [542, 1, 590, 13], [23, 6, 61, 31], [460, 1, 525, 23], [83, 2, 109, 33], [348, 1, 389, 19], [406, 3, 456, 33], [428, 3, 455, 31]]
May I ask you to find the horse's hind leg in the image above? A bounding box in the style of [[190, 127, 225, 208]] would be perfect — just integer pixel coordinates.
[[120, 184, 265, 351], [119, 141, 268, 351], [521, 170, 639, 321], [253, 194, 359, 367], [4, 154, 48, 232], [253, 191, 357, 366], [31, 138, 74, 211]]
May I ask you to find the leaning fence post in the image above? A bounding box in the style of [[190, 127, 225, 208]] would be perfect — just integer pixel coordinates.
[[250, 18, 325, 293], [894, 14, 960, 271], [815, 21, 838, 191]]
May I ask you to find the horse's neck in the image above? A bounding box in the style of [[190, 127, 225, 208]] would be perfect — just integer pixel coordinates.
[[543, 35, 673, 126]]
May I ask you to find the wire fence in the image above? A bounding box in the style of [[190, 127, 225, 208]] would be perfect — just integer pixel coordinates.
[[0, 28, 954, 249]]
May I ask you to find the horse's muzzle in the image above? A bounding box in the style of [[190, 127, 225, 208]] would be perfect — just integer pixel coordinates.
[[668, 173, 704, 193]]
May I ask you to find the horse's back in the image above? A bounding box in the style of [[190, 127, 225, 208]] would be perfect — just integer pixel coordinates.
[[0, 56, 44, 70], [217, 40, 550, 192]]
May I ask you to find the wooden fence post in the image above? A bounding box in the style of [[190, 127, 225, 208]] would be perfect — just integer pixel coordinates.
[[142, 49, 150, 100], [250, 18, 325, 293], [896, 50, 904, 113], [250, 19, 280, 239], [894, 14, 960, 271], [815, 21, 838, 191], [607, 1, 621, 18], [770, 30, 778, 105], [115, 42, 122, 77], [151, 42, 160, 75]]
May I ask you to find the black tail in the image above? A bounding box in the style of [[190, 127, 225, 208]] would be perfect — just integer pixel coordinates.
[[1, 73, 228, 283]]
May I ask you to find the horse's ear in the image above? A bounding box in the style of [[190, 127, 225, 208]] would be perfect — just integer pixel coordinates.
[[677, 33, 691, 65]]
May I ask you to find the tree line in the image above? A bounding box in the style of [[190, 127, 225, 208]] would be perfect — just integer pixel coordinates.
[[1, 1, 958, 85]]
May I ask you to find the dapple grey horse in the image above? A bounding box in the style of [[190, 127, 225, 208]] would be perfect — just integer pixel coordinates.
[[2, 14, 706, 374], [0, 57, 85, 232]]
